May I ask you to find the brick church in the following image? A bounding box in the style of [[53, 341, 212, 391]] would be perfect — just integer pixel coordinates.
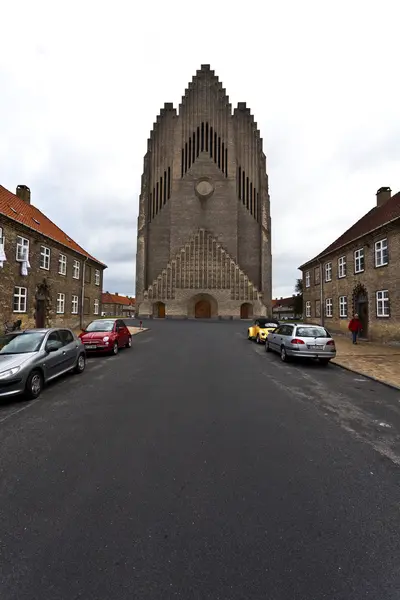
[[135, 65, 272, 319]]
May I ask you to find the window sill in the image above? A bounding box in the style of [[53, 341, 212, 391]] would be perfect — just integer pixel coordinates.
[[58, 272, 66, 276], [338, 275, 346, 279], [354, 270, 364, 275], [375, 263, 388, 269], [376, 315, 390, 319], [40, 266, 50, 271], [13, 310, 27, 314]]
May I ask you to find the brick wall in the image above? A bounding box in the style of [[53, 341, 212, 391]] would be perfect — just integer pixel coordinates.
[[0, 215, 104, 331], [301, 222, 400, 342]]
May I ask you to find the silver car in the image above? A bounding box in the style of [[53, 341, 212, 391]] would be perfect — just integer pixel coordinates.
[[266, 323, 336, 365], [0, 328, 86, 400]]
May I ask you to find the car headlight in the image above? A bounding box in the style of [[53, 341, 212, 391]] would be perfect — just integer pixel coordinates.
[[103, 336, 109, 342], [0, 366, 21, 380]]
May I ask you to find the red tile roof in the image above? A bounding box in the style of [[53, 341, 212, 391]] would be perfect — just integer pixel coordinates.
[[102, 293, 135, 306], [272, 297, 295, 307], [300, 190, 400, 268], [0, 184, 106, 266]]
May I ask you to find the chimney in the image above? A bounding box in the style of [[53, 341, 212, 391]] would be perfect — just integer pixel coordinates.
[[376, 186, 391, 208], [16, 185, 31, 204]]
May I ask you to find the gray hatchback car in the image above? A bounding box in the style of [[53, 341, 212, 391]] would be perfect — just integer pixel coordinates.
[[0, 328, 86, 400], [266, 323, 336, 365]]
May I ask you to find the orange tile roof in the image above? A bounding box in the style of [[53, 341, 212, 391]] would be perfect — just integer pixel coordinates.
[[273, 297, 295, 307], [300, 190, 400, 269], [102, 293, 135, 306], [0, 184, 106, 267]]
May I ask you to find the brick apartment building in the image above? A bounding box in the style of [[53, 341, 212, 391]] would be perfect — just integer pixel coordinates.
[[272, 296, 301, 320], [0, 184, 106, 330], [101, 293, 135, 318], [299, 187, 400, 342]]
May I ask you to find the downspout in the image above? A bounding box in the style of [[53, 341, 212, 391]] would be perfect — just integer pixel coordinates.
[[318, 258, 324, 327], [80, 257, 89, 330]]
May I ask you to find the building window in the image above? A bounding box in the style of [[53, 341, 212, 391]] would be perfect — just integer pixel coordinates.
[[0, 226, 4, 245], [314, 267, 320, 285], [305, 271, 311, 287], [375, 239, 388, 267], [339, 296, 348, 318], [40, 245, 51, 270], [13, 286, 27, 312], [376, 290, 390, 317], [72, 295, 79, 314], [94, 299, 99, 315], [325, 262, 332, 282], [56, 293, 65, 314], [16, 236, 29, 262], [338, 256, 346, 278], [325, 298, 333, 317], [315, 299, 321, 318], [84, 297, 90, 315], [59, 254, 67, 275], [354, 248, 364, 274], [85, 265, 91, 284], [73, 260, 80, 279], [305, 301, 311, 317], [95, 269, 100, 286]]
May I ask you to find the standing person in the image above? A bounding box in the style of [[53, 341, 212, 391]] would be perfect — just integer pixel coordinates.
[[348, 313, 362, 344]]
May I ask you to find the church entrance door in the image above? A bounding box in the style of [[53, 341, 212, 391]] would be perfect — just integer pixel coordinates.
[[240, 303, 253, 319], [195, 300, 211, 318], [153, 302, 166, 318]]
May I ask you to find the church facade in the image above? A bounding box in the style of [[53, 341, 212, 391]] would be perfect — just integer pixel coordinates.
[[135, 65, 272, 319]]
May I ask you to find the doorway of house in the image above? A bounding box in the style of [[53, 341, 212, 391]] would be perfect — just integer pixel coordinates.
[[240, 303, 253, 319], [355, 292, 368, 338], [35, 299, 46, 328], [154, 302, 166, 318], [195, 300, 211, 318]]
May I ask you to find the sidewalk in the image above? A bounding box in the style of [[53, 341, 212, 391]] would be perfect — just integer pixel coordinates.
[[128, 326, 149, 335], [332, 335, 400, 389]]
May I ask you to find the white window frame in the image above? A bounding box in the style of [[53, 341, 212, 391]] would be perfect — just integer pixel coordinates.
[[325, 298, 333, 317], [305, 301, 311, 317], [94, 299, 99, 315], [338, 256, 346, 278], [73, 259, 80, 279], [354, 248, 364, 274], [16, 236, 29, 262], [56, 293, 65, 314], [95, 269, 100, 286], [339, 296, 348, 318], [13, 286, 27, 313], [305, 271, 311, 288], [59, 253, 67, 275], [375, 238, 388, 267], [325, 262, 332, 282], [71, 295, 79, 315], [40, 245, 51, 270], [376, 290, 390, 318]]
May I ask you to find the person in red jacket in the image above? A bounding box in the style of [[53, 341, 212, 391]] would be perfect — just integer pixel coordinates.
[[348, 313, 362, 344]]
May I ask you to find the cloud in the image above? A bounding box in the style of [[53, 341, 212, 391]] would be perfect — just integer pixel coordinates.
[[1, 0, 400, 299]]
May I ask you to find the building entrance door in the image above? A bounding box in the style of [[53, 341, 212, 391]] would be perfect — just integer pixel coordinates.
[[195, 300, 211, 318], [355, 293, 368, 338], [35, 299, 46, 328]]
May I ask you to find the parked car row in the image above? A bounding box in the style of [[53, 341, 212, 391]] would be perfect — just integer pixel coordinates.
[[247, 318, 336, 365], [0, 318, 132, 401]]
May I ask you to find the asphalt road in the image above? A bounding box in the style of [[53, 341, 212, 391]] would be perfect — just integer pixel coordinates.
[[1, 319, 400, 599]]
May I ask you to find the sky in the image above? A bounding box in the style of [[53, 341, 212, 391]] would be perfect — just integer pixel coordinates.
[[1, 0, 399, 299]]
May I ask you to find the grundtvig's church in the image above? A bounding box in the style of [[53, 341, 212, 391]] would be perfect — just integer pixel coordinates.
[[135, 65, 272, 319]]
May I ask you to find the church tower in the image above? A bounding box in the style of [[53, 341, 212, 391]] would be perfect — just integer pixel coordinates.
[[135, 65, 272, 319]]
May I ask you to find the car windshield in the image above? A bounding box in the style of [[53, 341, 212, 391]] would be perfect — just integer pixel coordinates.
[[258, 320, 278, 328], [296, 326, 330, 338], [0, 332, 46, 354], [85, 320, 115, 332]]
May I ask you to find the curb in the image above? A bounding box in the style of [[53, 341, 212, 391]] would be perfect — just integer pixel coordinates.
[[331, 361, 400, 391], [130, 328, 149, 336]]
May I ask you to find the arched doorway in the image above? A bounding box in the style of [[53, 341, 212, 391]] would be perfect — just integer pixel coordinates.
[[195, 299, 211, 318], [35, 279, 51, 328], [153, 302, 166, 318], [352, 284, 368, 337], [240, 303, 253, 319]]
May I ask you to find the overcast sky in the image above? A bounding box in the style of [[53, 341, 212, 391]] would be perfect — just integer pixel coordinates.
[[1, 0, 399, 299]]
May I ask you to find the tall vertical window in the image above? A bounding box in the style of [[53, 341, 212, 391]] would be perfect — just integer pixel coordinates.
[[325, 298, 333, 317], [375, 239, 388, 267], [94, 299, 99, 315], [314, 266, 320, 285], [315, 300, 321, 318], [40, 245, 51, 270], [57, 293, 65, 314], [325, 262, 332, 282], [95, 269, 100, 286], [354, 248, 364, 273], [16, 236, 29, 261], [338, 256, 347, 278], [59, 254, 67, 275], [13, 287, 27, 312], [73, 260, 80, 279], [305, 301, 311, 317], [339, 296, 348, 318], [0, 226, 4, 245], [71, 295, 79, 314], [305, 271, 311, 287], [376, 290, 389, 317]]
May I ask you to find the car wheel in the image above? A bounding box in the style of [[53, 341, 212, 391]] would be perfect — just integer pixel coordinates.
[[280, 346, 288, 362], [74, 353, 86, 374], [265, 341, 271, 352], [125, 336, 132, 349], [25, 370, 43, 400], [111, 342, 119, 355], [319, 358, 331, 366]]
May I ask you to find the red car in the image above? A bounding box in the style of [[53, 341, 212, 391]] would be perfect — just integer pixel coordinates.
[[79, 319, 132, 355]]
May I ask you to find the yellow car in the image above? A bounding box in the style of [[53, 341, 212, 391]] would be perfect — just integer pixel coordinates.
[[247, 318, 279, 344]]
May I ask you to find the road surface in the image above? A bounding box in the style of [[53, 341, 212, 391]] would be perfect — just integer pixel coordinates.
[[1, 319, 400, 599]]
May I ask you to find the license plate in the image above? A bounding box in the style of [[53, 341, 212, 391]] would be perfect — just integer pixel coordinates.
[[308, 345, 323, 350], [85, 345, 97, 350]]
